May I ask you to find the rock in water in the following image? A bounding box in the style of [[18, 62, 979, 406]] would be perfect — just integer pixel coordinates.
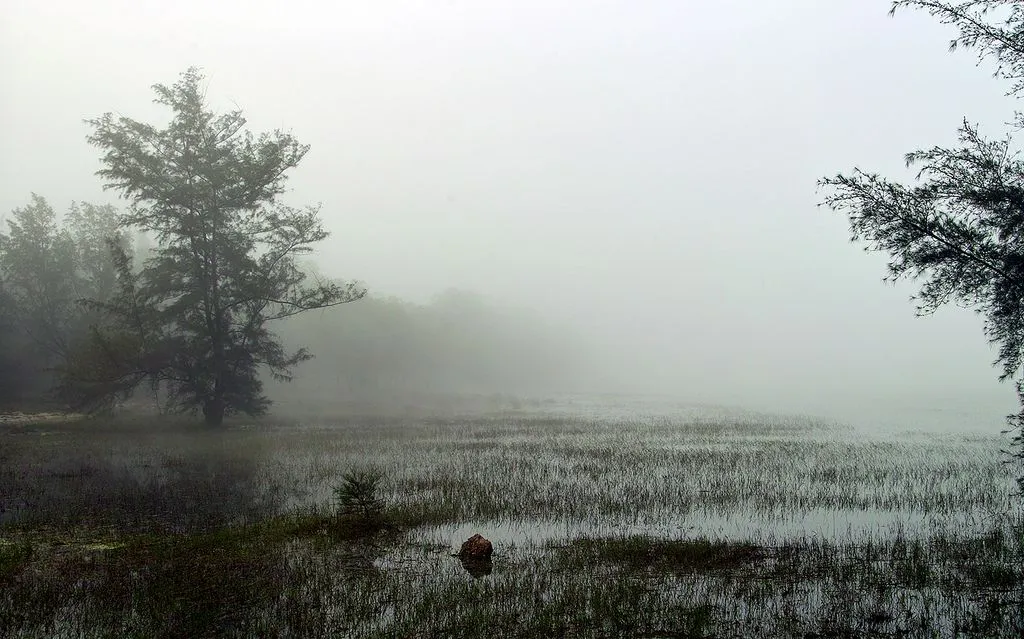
[[458, 533, 493, 561]]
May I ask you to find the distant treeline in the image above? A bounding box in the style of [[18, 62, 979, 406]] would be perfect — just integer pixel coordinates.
[[270, 286, 592, 408], [0, 195, 130, 408], [0, 195, 589, 412]]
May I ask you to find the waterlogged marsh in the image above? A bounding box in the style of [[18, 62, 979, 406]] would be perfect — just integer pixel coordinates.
[[274, 406, 1016, 544], [1, 399, 1021, 637]]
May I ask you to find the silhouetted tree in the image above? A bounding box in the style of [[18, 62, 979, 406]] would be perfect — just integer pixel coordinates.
[[66, 67, 365, 425], [820, 0, 1024, 493]]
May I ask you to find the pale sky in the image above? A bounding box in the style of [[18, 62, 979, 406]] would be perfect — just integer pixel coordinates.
[[1, 0, 1018, 427]]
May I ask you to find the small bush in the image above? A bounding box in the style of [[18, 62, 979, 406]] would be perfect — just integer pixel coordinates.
[[333, 467, 385, 520]]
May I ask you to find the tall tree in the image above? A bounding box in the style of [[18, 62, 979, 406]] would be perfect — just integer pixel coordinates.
[[819, 1, 1024, 492], [69, 67, 365, 425]]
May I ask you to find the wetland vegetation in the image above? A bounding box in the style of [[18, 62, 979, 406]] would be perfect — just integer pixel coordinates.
[[2, 399, 1021, 638]]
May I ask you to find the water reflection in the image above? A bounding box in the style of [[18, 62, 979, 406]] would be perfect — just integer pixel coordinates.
[[460, 557, 493, 578]]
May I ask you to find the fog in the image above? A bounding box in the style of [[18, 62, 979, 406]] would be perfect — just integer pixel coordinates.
[[1, 0, 1016, 429]]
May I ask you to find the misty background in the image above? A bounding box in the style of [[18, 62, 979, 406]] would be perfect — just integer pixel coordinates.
[[1, 0, 1016, 430]]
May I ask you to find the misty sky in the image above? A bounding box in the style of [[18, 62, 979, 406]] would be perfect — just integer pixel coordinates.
[[1, 0, 1019, 425]]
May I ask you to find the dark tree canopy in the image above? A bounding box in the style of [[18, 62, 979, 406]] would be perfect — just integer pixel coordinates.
[[64, 67, 365, 425], [820, 1, 1024, 491]]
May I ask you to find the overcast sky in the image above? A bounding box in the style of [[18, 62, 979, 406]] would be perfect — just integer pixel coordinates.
[[1, 0, 1018, 426]]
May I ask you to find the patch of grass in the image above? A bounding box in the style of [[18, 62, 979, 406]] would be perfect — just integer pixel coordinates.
[[0, 539, 32, 583], [556, 535, 762, 573], [0, 512, 403, 638], [102, 530, 288, 637], [283, 509, 397, 541]]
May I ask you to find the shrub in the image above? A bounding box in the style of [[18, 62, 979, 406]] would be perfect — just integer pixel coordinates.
[[333, 467, 385, 520]]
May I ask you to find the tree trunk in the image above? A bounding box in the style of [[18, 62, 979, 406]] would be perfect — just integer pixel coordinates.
[[202, 396, 225, 426]]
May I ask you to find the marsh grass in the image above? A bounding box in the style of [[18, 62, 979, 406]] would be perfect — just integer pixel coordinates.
[[1, 404, 1022, 637], [555, 535, 762, 573]]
